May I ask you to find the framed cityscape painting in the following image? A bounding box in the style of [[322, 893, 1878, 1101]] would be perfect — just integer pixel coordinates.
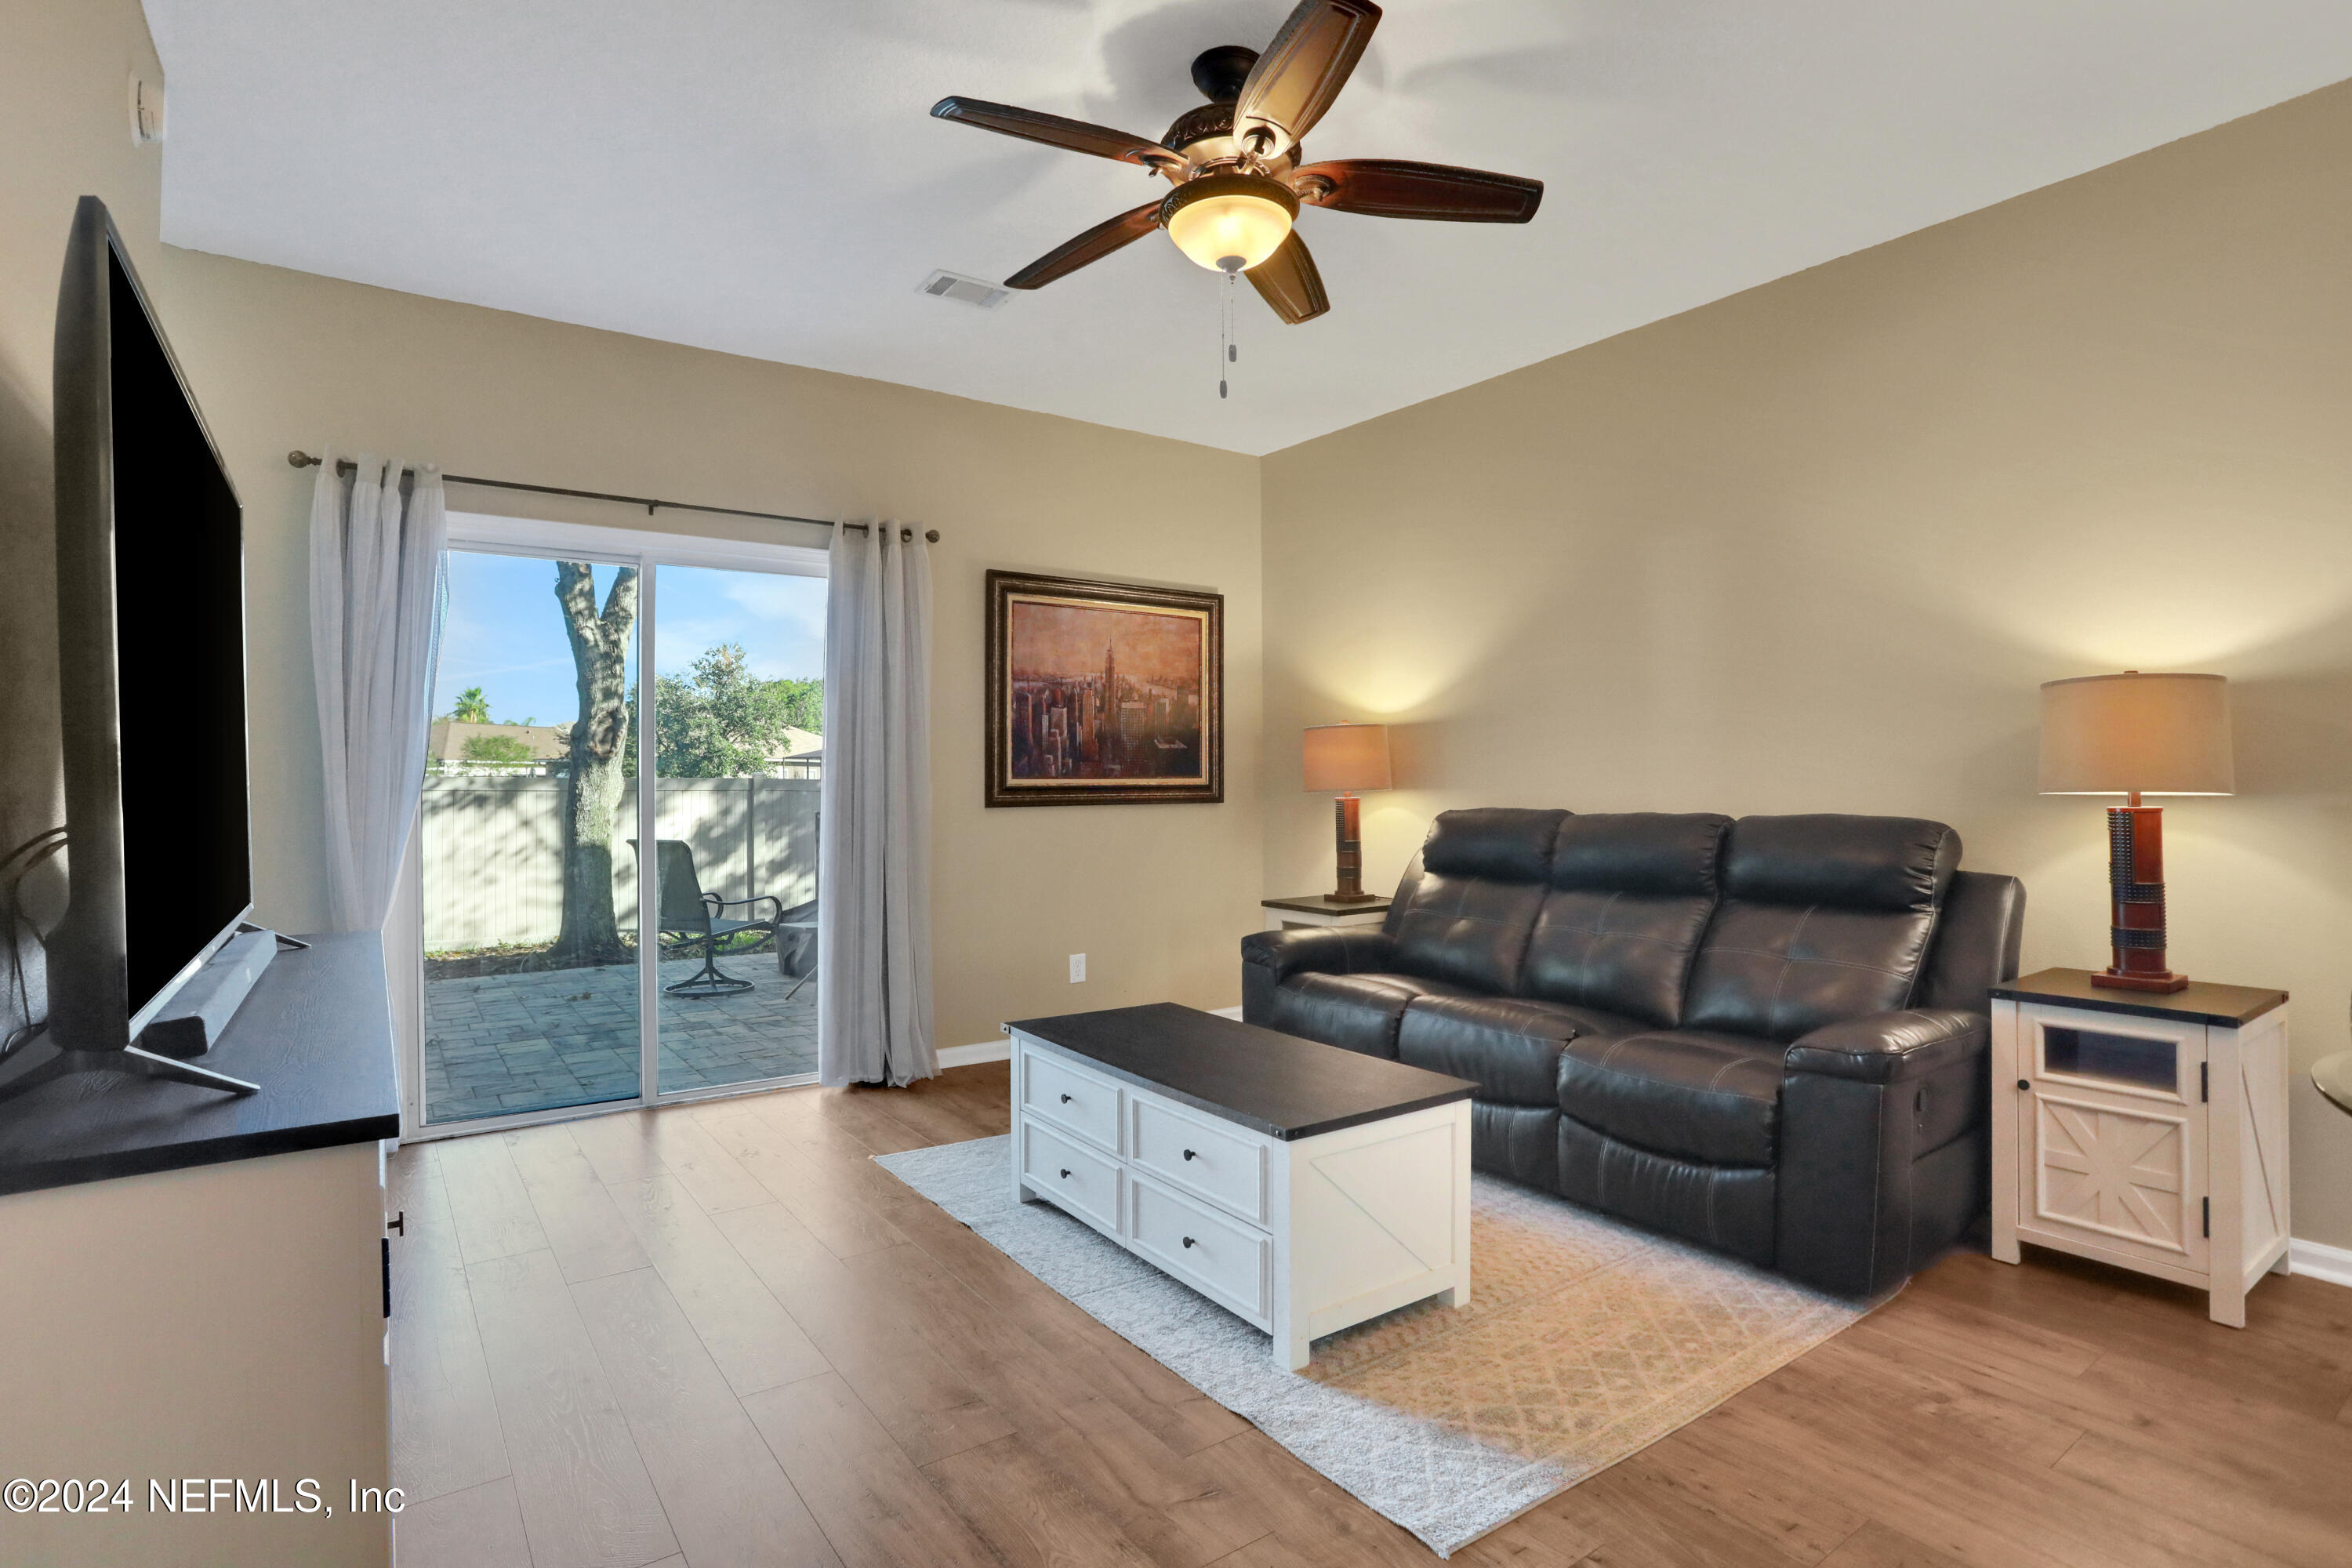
[[986, 569, 1223, 807]]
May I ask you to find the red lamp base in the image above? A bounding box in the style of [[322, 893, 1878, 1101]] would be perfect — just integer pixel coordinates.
[[2092, 803, 2189, 993], [2090, 969, 2190, 993], [1327, 793, 1379, 903]]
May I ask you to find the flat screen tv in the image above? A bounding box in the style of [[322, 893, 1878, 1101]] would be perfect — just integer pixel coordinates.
[[36, 196, 256, 1091]]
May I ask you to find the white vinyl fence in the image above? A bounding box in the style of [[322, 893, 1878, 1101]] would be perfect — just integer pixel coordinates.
[[420, 775, 819, 953]]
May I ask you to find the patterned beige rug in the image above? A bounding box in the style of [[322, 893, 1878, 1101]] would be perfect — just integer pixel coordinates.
[[877, 1135, 1881, 1558]]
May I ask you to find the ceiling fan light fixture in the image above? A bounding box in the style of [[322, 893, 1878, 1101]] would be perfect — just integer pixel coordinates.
[[1161, 172, 1299, 273]]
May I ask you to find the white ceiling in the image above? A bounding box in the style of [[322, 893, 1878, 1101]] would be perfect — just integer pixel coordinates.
[[143, 2, 2352, 456]]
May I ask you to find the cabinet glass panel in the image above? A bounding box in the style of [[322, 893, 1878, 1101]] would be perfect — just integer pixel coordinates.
[[2040, 1025, 2178, 1093]]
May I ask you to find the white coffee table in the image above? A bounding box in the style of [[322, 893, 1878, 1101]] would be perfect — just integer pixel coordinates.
[[1005, 1003, 1475, 1371]]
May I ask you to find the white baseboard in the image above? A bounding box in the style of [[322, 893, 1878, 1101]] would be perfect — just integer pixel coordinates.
[[2290, 1236, 2352, 1290], [937, 1040, 1010, 1069], [938, 1005, 1243, 1071]]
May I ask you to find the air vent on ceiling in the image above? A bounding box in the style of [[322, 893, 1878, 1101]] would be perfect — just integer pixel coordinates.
[[918, 270, 1012, 310]]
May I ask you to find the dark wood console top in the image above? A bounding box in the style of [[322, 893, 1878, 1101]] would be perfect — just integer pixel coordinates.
[[1261, 893, 1392, 916], [1004, 1002, 1473, 1142], [0, 931, 399, 1195], [1990, 967, 2288, 1029]]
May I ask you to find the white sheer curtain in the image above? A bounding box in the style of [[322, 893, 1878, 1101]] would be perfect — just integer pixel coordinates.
[[818, 519, 935, 1085], [310, 452, 447, 933]]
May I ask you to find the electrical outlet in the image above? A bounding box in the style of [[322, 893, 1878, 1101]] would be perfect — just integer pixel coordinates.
[[1069, 953, 1087, 983]]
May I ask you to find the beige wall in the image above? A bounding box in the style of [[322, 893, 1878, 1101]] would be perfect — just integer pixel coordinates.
[[0, 0, 165, 1052], [144, 249, 1262, 1051], [1260, 79, 2352, 1248]]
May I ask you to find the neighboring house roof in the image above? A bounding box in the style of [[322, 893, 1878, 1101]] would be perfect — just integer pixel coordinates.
[[770, 725, 822, 764], [429, 720, 572, 760]]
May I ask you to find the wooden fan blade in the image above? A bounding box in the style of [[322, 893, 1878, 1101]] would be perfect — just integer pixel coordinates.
[[1003, 201, 1164, 290], [1232, 1, 1381, 161], [931, 97, 1181, 170], [1247, 231, 1330, 324], [1294, 160, 1542, 222]]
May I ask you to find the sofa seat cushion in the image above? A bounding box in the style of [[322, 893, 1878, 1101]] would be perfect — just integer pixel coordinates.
[[1557, 1028, 1784, 1167], [1263, 971, 1475, 1060], [1397, 995, 1575, 1106], [1396, 994, 1650, 1107]]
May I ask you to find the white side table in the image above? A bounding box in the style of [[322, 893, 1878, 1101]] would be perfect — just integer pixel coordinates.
[[1991, 967, 2290, 1327], [1262, 893, 1391, 933]]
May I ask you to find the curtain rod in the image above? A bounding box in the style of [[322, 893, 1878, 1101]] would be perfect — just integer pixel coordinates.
[[284, 450, 939, 543]]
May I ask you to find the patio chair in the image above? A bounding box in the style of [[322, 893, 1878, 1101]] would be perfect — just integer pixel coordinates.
[[628, 838, 781, 999], [774, 897, 817, 1000]]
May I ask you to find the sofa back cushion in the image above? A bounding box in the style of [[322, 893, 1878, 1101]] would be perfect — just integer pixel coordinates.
[[1386, 808, 1566, 993], [1520, 813, 1731, 1026], [1682, 815, 1961, 1042]]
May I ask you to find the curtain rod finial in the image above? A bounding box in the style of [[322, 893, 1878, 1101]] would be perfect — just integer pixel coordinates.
[[288, 449, 320, 468]]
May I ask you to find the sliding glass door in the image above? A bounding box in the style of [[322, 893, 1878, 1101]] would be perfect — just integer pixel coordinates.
[[648, 563, 826, 1094], [419, 550, 643, 1124], [414, 520, 826, 1131]]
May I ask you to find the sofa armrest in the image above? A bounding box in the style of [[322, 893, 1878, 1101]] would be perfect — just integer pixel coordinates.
[[1777, 1008, 1992, 1296], [1240, 926, 1399, 982], [1784, 1009, 1987, 1083]]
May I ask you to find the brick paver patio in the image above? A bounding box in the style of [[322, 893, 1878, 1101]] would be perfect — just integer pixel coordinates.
[[423, 953, 817, 1123]]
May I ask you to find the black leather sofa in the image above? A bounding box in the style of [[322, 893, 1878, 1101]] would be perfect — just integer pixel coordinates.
[[1241, 810, 2024, 1298]]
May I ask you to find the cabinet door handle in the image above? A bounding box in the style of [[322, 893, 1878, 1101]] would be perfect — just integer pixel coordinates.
[[1182, 1149, 1199, 1161], [1058, 1168, 1071, 1179], [1060, 1093, 1073, 1104], [2017, 1079, 2031, 1092], [1181, 1236, 1197, 1249]]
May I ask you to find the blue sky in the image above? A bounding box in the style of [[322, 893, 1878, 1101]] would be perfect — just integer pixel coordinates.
[[432, 550, 826, 726]]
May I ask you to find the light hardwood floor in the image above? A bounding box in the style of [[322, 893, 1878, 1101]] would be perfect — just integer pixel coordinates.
[[390, 1062, 2352, 1568]]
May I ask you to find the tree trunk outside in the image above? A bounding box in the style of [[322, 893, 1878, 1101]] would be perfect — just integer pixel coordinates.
[[552, 561, 639, 964]]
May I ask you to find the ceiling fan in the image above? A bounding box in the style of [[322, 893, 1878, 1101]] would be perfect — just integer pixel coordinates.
[[931, 0, 1543, 325]]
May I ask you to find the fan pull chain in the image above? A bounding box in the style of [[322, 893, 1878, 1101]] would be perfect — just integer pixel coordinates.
[[1218, 269, 1239, 399]]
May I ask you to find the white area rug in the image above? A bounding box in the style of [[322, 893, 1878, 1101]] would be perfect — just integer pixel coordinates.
[[876, 1134, 1879, 1558]]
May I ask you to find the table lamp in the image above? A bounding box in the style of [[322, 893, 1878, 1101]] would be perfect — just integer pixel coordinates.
[[1302, 722, 1391, 903], [2038, 671, 2232, 992]]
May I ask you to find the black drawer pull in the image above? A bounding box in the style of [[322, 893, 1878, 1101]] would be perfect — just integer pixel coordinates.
[[1182, 1149, 1199, 1161], [1060, 1093, 1073, 1104], [2017, 1079, 2031, 1092], [1181, 1236, 1197, 1249], [386, 1210, 405, 1236], [1058, 1168, 1071, 1179]]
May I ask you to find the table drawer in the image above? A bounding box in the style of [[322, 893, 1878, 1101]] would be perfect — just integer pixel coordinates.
[[1022, 1047, 1121, 1152], [1022, 1117, 1123, 1236], [1129, 1094, 1266, 1225], [1127, 1175, 1270, 1324]]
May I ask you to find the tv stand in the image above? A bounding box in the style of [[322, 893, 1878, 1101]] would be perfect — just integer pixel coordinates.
[[0, 930, 398, 1565], [0, 1042, 258, 1103]]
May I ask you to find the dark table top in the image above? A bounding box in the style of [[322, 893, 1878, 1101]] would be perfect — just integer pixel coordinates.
[[0, 931, 399, 1196], [1261, 893, 1392, 916], [1989, 967, 2288, 1029], [1003, 1002, 1475, 1142]]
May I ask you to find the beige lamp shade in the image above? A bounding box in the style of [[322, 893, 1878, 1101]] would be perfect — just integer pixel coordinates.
[[1302, 722, 1392, 793], [2038, 673, 2233, 795]]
